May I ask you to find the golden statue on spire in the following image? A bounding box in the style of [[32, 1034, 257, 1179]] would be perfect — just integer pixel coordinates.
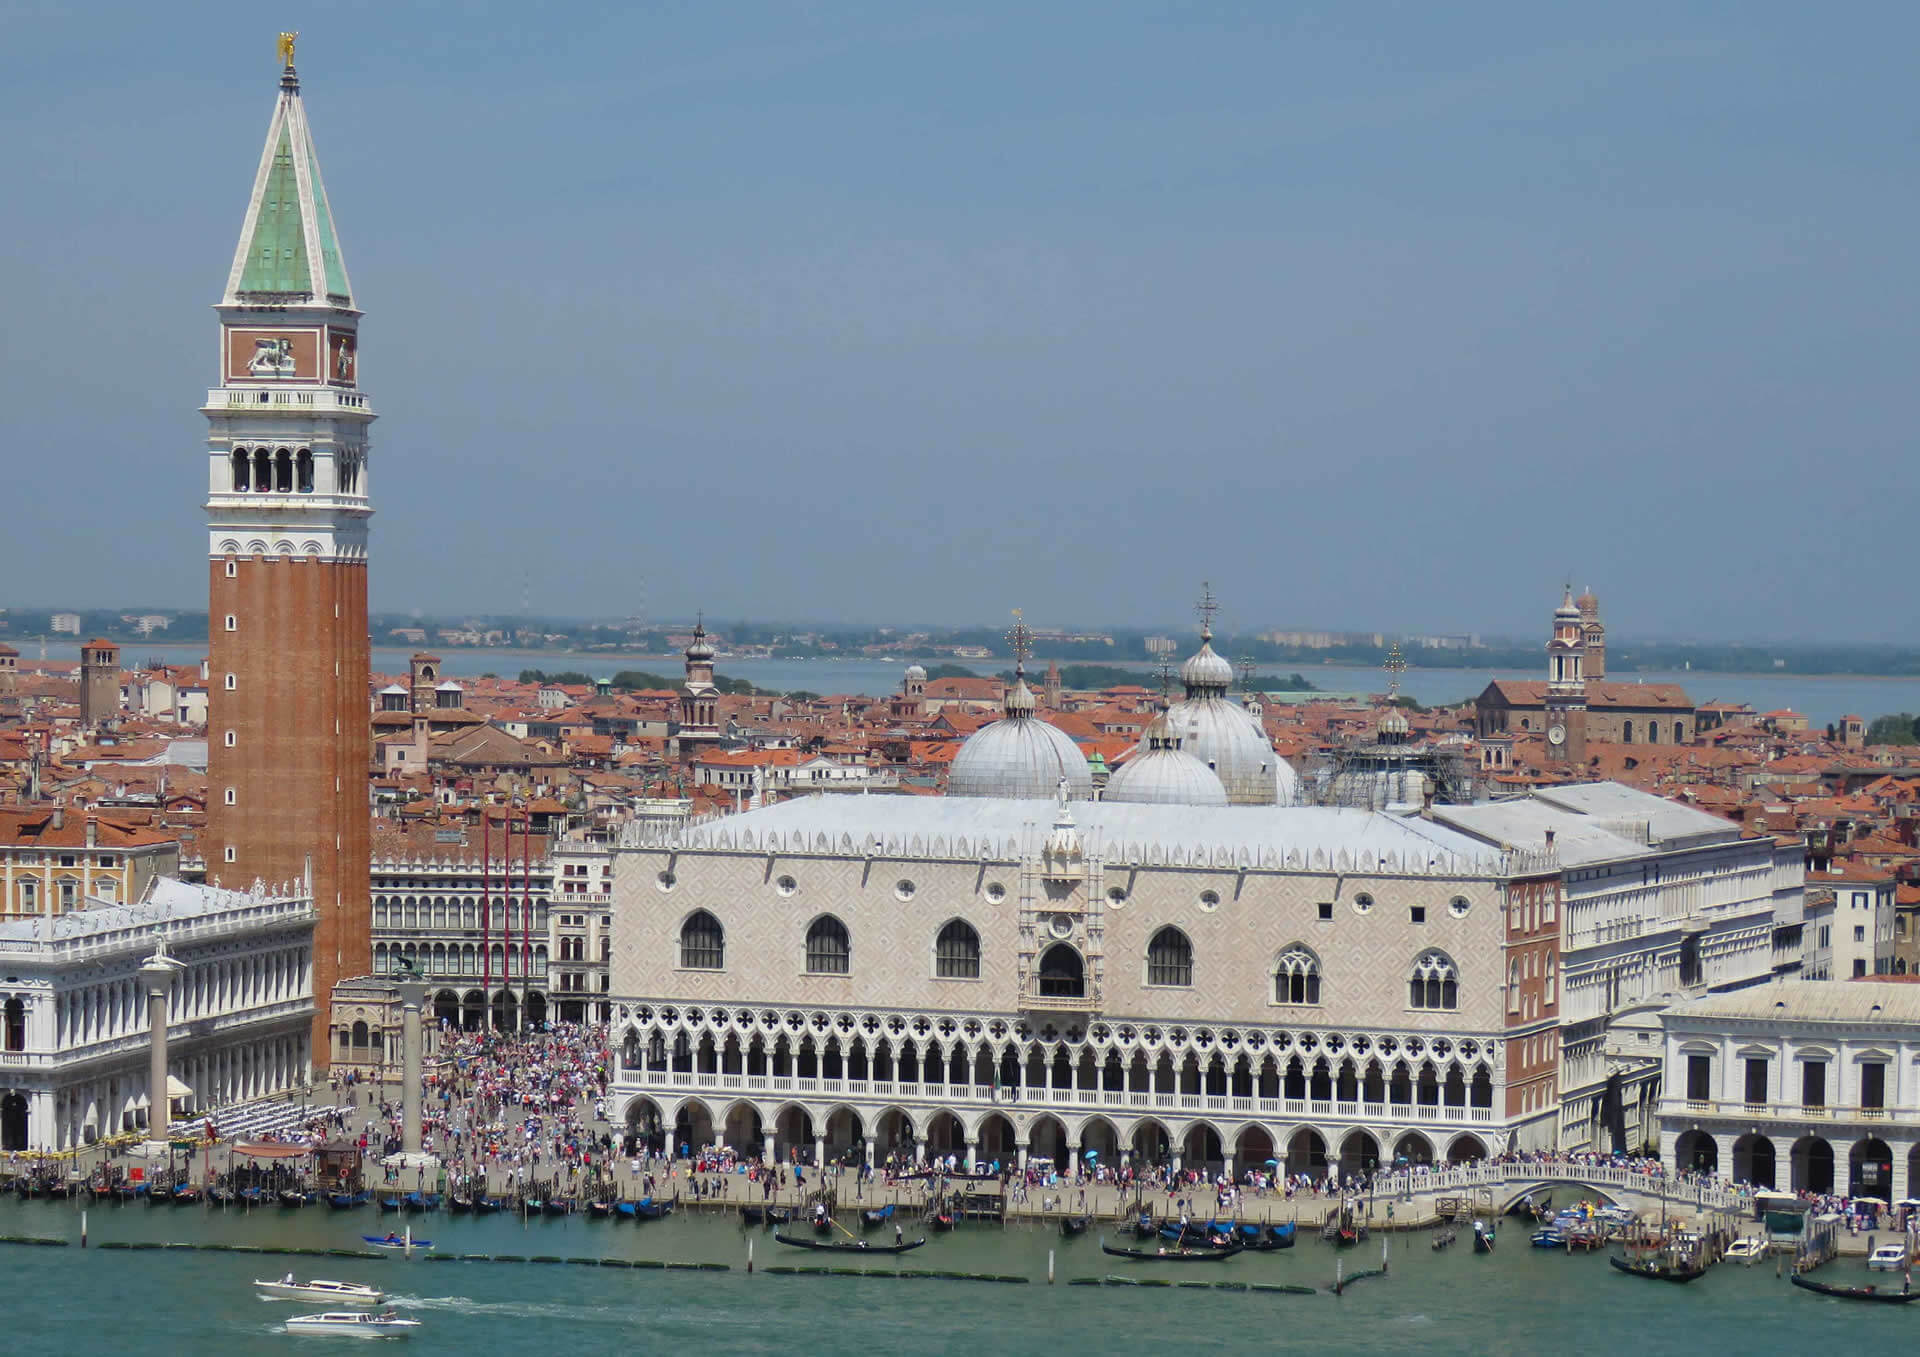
[[277, 31, 299, 69]]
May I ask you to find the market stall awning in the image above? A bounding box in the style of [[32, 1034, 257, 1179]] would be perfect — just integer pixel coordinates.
[[232, 1142, 312, 1159]]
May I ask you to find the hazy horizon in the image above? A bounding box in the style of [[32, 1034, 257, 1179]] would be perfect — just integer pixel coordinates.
[[5, 4, 1914, 641]]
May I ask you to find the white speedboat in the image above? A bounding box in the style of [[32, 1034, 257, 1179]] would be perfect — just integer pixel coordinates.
[[255, 1275, 386, 1304], [1724, 1237, 1767, 1263], [1867, 1242, 1910, 1272], [284, 1310, 420, 1337]]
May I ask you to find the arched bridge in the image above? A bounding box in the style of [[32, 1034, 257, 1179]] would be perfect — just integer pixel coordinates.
[[1372, 1162, 1748, 1219]]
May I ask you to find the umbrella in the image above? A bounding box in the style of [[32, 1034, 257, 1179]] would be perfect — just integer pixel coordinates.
[[1083, 1149, 1099, 1160], [1265, 1159, 1280, 1166]]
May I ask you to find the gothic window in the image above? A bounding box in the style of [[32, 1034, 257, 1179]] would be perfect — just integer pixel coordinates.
[[804, 915, 851, 975], [1410, 950, 1460, 1011], [935, 920, 980, 979], [1274, 945, 1322, 1005], [1037, 944, 1084, 998], [231, 449, 250, 491], [679, 911, 724, 970], [1146, 926, 1194, 987]]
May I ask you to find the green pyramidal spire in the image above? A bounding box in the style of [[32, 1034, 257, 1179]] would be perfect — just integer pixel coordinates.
[[224, 64, 354, 308]]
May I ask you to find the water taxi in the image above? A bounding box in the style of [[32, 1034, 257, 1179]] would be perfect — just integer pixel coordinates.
[[255, 1276, 386, 1305], [1724, 1237, 1768, 1264], [1867, 1242, 1909, 1271], [283, 1310, 421, 1337]]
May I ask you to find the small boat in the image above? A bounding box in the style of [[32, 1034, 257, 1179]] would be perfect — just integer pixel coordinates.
[[447, 1195, 472, 1215], [765, 1206, 794, 1224], [586, 1200, 613, 1219], [1060, 1215, 1090, 1238], [360, 1234, 434, 1251], [375, 1195, 403, 1214], [1101, 1239, 1243, 1262], [1265, 1223, 1297, 1249], [633, 1199, 672, 1221], [1472, 1221, 1495, 1254], [1867, 1243, 1910, 1272], [239, 1187, 268, 1206], [1531, 1230, 1566, 1249], [170, 1186, 203, 1206], [278, 1189, 312, 1208], [146, 1186, 172, 1206], [928, 1212, 955, 1232], [400, 1192, 437, 1214], [614, 1201, 638, 1220], [1724, 1237, 1766, 1264], [283, 1310, 422, 1337], [326, 1191, 368, 1211], [255, 1276, 387, 1305], [1791, 1274, 1920, 1304], [1131, 1212, 1159, 1240], [473, 1197, 502, 1216], [207, 1186, 234, 1208], [1609, 1254, 1706, 1284], [542, 1199, 571, 1218], [773, 1232, 927, 1255], [861, 1204, 895, 1228], [811, 1212, 835, 1236]]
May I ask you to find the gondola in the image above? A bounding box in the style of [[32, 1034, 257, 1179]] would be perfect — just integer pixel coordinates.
[[171, 1186, 203, 1205], [1608, 1255, 1707, 1284], [812, 1213, 835, 1236], [774, 1232, 927, 1254], [145, 1186, 172, 1206], [634, 1199, 672, 1220], [1101, 1239, 1243, 1263], [542, 1199, 571, 1217], [1472, 1222, 1495, 1254], [586, 1200, 613, 1219], [765, 1206, 793, 1225], [1265, 1223, 1297, 1249], [446, 1194, 472, 1215], [614, 1200, 638, 1220], [740, 1205, 766, 1226], [473, 1197, 502, 1216], [861, 1204, 896, 1228], [278, 1189, 312, 1207], [929, 1212, 955, 1232], [376, 1195, 403, 1214], [1131, 1213, 1159, 1240], [1060, 1215, 1091, 1238], [1790, 1274, 1920, 1304], [326, 1191, 367, 1210]]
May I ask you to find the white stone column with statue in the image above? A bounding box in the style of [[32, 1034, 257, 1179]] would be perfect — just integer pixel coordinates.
[[139, 929, 185, 1154]]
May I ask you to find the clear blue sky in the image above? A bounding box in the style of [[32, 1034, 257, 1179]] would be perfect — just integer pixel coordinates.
[[3, 2, 1914, 641]]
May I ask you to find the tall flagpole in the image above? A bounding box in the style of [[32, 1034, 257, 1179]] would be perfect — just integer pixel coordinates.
[[521, 805, 532, 1028]]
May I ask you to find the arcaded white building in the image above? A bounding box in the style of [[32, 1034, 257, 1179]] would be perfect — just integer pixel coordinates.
[[1659, 981, 1920, 1199], [0, 878, 314, 1151]]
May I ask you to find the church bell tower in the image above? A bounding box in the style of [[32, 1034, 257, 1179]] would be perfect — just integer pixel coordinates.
[[203, 38, 372, 1065], [1544, 588, 1587, 766]]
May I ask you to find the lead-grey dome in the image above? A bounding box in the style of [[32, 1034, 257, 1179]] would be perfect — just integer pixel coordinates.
[[1104, 710, 1228, 807], [948, 678, 1093, 800]]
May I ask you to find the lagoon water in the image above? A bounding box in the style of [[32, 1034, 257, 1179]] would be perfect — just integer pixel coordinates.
[[0, 1198, 1896, 1356], [124, 644, 1920, 729]]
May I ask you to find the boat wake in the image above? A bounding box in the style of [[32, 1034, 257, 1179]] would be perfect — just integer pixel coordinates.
[[387, 1295, 635, 1323]]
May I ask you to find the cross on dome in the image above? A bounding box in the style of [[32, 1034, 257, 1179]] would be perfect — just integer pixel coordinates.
[[1195, 582, 1219, 641]]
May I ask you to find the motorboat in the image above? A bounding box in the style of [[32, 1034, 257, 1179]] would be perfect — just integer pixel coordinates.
[[1725, 1237, 1768, 1264], [283, 1310, 421, 1337], [1867, 1242, 1910, 1272], [255, 1276, 387, 1305]]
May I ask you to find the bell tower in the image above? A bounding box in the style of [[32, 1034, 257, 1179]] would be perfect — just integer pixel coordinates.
[[1544, 587, 1587, 765], [203, 39, 372, 1065]]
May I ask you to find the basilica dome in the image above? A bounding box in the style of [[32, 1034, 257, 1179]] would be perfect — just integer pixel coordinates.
[[948, 676, 1093, 800], [1161, 627, 1295, 806], [1103, 710, 1228, 807]]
